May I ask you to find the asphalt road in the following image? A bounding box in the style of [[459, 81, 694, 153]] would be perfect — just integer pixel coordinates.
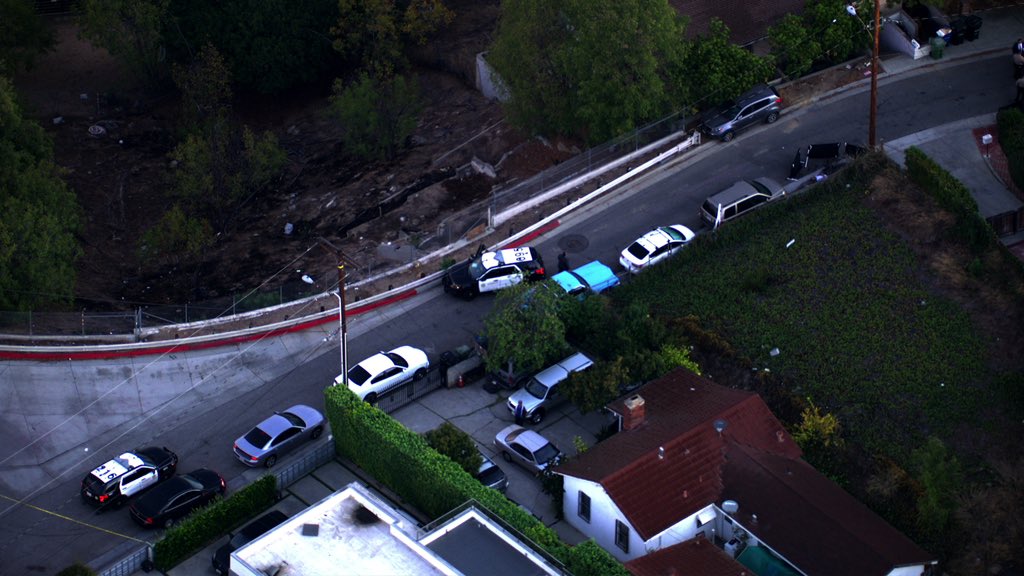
[[0, 54, 1009, 575]]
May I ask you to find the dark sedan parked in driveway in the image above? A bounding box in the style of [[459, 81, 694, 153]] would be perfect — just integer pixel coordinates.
[[129, 468, 225, 528], [233, 404, 325, 468]]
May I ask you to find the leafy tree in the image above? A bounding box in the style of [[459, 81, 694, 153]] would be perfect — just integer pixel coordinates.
[[423, 422, 481, 474], [911, 436, 962, 540], [79, 0, 171, 89], [333, 0, 452, 76], [803, 0, 873, 66], [768, 14, 820, 79], [172, 42, 232, 129], [138, 204, 213, 264], [401, 0, 455, 46], [166, 0, 341, 95], [483, 283, 569, 375], [564, 356, 629, 414], [330, 71, 420, 161], [170, 121, 286, 229], [0, 77, 80, 310], [488, 0, 685, 143], [675, 19, 776, 108], [0, 0, 55, 77], [792, 400, 847, 483]]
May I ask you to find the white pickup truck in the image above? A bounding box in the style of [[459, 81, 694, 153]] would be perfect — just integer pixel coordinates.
[[506, 352, 593, 424]]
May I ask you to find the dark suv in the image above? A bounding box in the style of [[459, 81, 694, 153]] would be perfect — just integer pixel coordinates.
[[702, 84, 783, 142]]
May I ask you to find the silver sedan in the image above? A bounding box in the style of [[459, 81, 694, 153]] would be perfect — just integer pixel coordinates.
[[233, 405, 325, 468]]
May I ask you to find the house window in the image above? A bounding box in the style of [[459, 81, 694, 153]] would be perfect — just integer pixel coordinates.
[[577, 491, 591, 523], [615, 520, 630, 553]]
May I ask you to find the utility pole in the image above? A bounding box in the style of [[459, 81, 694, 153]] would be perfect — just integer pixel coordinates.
[[317, 238, 348, 380], [869, 0, 880, 148]]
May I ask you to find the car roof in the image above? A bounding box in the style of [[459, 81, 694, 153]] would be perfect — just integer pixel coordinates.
[[356, 351, 394, 375], [706, 178, 780, 206], [502, 425, 552, 453], [90, 452, 146, 482], [256, 413, 295, 437], [481, 247, 538, 270], [737, 84, 778, 104]]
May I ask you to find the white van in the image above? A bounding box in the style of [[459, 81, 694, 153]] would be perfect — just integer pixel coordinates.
[[506, 352, 593, 424]]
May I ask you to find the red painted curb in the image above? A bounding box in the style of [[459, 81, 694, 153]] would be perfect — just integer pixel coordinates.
[[0, 289, 418, 362], [502, 219, 561, 249]]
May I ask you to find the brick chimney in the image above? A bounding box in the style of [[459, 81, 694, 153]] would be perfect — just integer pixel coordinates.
[[622, 394, 645, 431]]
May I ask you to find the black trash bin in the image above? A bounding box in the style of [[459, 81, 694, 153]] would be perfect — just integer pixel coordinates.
[[964, 15, 982, 41], [948, 18, 965, 45]]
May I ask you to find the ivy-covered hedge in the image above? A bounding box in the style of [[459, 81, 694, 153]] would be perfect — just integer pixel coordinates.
[[998, 106, 1024, 195], [324, 385, 627, 576], [904, 146, 995, 252], [153, 474, 277, 571]]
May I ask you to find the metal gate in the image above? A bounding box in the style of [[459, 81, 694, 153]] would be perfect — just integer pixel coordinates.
[[371, 366, 445, 414]]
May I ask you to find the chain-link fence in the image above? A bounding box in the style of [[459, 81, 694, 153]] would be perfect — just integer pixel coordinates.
[[1, 111, 692, 339]]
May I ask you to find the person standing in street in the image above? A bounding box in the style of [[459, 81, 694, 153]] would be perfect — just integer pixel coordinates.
[[557, 251, 570, 273], [1014, 37, 1024, 55], [514, 400, 526, 425]]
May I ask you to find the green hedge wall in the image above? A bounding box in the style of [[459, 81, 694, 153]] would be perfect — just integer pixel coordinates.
[[904, 146, 995, 252], [153, 474, 277, 571], [324, 385, 627, 576], [997, 106, 1024, 196]]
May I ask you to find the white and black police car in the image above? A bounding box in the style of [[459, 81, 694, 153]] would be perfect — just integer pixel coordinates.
[[442, 246, 546, 298], [80, 446, 178, 508]]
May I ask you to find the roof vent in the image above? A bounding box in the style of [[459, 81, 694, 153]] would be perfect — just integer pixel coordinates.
[[713, 419, 728, 435], [658, 446, 665, 459], [722, 500, 739, 514], [301, 523, 320, 537]]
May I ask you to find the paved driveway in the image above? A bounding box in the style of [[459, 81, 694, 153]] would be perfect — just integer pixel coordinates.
[[392, 375, 613, 534]]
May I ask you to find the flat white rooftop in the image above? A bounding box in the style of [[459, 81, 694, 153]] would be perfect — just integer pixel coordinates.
[[231, 484, 456, 576]]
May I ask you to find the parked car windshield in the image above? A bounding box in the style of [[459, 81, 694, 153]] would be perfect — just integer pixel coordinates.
[[347, 365, 371, 385], [626, 242, 649, 260], [467, 257, 487, 280], [661, 227, 684, 241], [524, 377, 548, 399], [534, 443, 559, 465], [244, 428, 272, 449], [385, 352, 408, 368], [280, 411, 305, 427], [749, 180, 771, 195]]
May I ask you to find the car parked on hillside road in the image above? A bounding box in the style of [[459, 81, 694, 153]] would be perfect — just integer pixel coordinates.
[[80, 446, 178, 509], [443, 246, 546, 298], [233, 404, 325, 468], [700, 178, 784, 229], [551, 260, 620, 297], [334, 346, 430, 403], [701, 84, 782, 142], [494, 425, 563, 474], [619, 225, 695, 274], [129, 468, 225, 528]]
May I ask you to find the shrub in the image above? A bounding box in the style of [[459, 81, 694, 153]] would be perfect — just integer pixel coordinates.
[[55, 563, 95, 576], [153, 475, 278, 571], [904, 146, 994, 253], [424, 422, 482, 475], [997, 107, 1024, 194]]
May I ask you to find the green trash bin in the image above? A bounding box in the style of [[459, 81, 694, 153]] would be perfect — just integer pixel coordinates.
[[930, 36, 944, 59]]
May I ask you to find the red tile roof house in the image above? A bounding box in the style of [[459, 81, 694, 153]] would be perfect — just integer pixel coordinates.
[[556, 369, 937, 576]]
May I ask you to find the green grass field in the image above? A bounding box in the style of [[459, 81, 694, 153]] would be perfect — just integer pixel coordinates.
[[616, 159, 990, 460]]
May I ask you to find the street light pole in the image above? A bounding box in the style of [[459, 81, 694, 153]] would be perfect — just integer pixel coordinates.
[[318, 238, 348, 380], [869, 0, 880, 148]]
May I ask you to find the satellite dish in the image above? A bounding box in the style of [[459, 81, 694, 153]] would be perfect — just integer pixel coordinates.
[[301, 274, 315, 284], [714, 419, 728, 434]]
